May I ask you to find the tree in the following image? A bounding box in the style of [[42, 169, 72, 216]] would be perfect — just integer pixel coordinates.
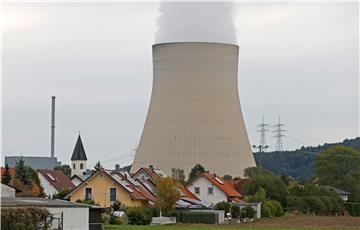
[[223, 175, 232, 180], [155, 177, 180, 215], [171, 168, 186, 185], [244, 167, 273, 178], [187, 164, 205, 183], [52, 188, 71, 200], [2, 163, 12, 185], [93, 161, 103, 172], [315, 146, 360, 201], [54, 165, 71, 178], [15, 157, 32, 187], [214, 201, 231, 213]]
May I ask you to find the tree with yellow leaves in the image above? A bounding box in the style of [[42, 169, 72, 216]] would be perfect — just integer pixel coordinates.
[[155, 177, 181, 216]]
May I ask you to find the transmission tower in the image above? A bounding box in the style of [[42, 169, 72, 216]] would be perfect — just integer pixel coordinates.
[[273, 116, 286, 151], [252, 116, 269, 152]]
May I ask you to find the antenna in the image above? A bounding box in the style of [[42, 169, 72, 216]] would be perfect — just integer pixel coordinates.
[[252, 116, 269, 152], [273, 116, 286, 151]]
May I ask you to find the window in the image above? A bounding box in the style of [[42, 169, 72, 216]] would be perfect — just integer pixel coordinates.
[[194, 187, 200, 195], [73, 164, 75, 169], [110, 188, 116, 202], [208, 187, 213, 195], [85, 188, 92, 200], [80, 163, 84, 169]]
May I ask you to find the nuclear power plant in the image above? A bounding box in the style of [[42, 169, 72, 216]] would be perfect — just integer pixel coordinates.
[[131, 42, 256, 177]]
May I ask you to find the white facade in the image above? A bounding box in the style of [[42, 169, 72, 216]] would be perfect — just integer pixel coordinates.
[[47, 207, 89, 230], [1, 184, 15, 198], [38, 172, 59, 197], [71, 160, 87, 177], [187, 176, 227, 205]]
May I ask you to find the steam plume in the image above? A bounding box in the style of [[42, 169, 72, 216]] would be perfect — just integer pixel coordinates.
[[155, 2, 237, 45]]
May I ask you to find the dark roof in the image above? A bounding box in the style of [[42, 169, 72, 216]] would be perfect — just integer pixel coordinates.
[[71, 135, 87, 160], [1, 197, 89, 208], [321, 185, 351, 195], [38, 169, 75, 191]]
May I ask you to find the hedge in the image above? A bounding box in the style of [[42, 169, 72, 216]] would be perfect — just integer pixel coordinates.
[[181, 212, 216, 224], [125, 207, 152, 225], [345, 202, 360, 216], [1, 207, 53, 230]]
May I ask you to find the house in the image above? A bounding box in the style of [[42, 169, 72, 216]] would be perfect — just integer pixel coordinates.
[[132, 166, 166, 181], [186, 172, 243, 205], [0, 167, 42, 196], [321, 185, 351, 201], [38, 169, 76, 197], [65, 169, 156, 207], [71, 174, 91, 187], [1, 185, 91, 230]]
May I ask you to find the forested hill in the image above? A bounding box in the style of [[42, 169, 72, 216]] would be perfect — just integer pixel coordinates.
[[253, 137, 360, 180]]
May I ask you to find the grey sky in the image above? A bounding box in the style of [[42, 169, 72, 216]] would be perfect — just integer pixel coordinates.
[[2, 2, 359, 169]]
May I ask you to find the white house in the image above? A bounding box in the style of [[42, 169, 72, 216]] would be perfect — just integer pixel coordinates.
[[38, 169, 75, 197], [71, 174, 90, 187], [186, 172, 243, 206], [321, 185, 351, 201]]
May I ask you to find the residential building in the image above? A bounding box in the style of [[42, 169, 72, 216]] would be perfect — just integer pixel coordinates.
[[37, 169, 75, 197], [132, 166, 166, 181], [71, 174, 90, 187], [321, 185, 351, 201], [71, 135, 88, 177], [187, 172, 243, 205], [65, 169, 155, 207]]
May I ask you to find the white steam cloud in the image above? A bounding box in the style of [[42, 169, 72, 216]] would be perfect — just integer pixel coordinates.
[[155, 2, 237, 45]]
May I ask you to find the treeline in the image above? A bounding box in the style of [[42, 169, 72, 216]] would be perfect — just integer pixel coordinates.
[[254, 137, 360, 179]]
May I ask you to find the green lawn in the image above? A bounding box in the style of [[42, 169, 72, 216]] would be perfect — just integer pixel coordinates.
[[104, 225, 360, 230]]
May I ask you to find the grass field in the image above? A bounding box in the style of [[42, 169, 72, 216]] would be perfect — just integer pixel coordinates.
[[104, 216, 360, 230]]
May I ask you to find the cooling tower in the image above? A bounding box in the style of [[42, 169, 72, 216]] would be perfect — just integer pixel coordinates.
[[131, 42, 256, 177]]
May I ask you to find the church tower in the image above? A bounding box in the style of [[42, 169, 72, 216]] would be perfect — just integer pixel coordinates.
[[71, 135, 88, 177]]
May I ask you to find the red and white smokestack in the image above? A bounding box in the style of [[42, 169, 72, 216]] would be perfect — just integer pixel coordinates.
[[51, 96, 56, 158]]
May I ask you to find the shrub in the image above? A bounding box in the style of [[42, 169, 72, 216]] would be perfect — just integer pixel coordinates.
[[102, 213, 111, 225], [261, 202, 272, 217], [125, 207, 151, 225], [111, 200, 122, 211], [181, 212, 216, 224], [240, 206, 256, 219], [345, 202, 360, 216], [231, 205, 240, 218], [52, 188, 71, 200], [109, 214, 122, 225], [1, 207, 53, 230], [214, 201, 231, 213], [267, 200, 284, 217], [304, 196, 326, 215]]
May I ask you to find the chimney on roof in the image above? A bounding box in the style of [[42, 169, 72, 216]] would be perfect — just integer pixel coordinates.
[[115, 164, 120, 171], [50, 96, 56, 158], [149, 165, 154, 171]]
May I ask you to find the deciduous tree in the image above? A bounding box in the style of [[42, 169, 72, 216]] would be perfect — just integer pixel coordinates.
[[155, 177, 180, 215]]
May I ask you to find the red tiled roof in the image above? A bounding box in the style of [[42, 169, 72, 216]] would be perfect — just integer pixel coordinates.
[[181, 186, 200, 200], [202, 173, 242, 198], [38, 169, 75, 191], [0, 167, 41, 195]]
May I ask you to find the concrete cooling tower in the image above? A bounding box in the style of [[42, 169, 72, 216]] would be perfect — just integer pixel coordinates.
[[131, 42, 256, 177]]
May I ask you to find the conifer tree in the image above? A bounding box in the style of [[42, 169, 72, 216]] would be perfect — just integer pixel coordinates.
[[1, 163, 12, 185]]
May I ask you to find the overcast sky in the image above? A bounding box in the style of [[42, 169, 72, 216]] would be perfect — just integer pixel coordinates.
[[2, 2, 359, 169]]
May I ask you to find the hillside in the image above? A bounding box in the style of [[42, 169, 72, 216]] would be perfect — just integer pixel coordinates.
[[254, 137, 360, 180]]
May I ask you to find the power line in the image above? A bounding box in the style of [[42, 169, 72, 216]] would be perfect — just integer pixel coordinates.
[[273, 116, 286, 151], [252, 116, 269, 152]]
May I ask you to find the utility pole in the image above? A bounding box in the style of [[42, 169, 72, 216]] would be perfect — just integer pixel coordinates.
[[273, 116, 286, 151], [252, 116, 269, 152]]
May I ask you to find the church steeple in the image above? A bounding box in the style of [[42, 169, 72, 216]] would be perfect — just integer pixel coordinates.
[[71, 134, 88, 177], [71, 135, 87, 161]]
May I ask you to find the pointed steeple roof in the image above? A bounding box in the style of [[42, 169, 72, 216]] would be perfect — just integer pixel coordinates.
[[71, 135, 87, 161]]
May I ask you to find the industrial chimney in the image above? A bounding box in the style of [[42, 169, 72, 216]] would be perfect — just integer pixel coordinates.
[[51, 96, 56, 158], [131, 42, 256, 177]]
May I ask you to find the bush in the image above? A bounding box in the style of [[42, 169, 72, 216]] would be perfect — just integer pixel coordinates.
[[261, 202, 272, 217], [262, 200, 284, 217], [181, 212, 216, 224], [125, 207, 151, 225], [102, 213, 111, 225], [240, 206, 256, 219], [109, 214, 122, 225], [231, 205, 240, 218], [304, 196, 326, 215], [214, 201, 231, 213], [1, 207, 53, 230], [345, 202, 360, 216]]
